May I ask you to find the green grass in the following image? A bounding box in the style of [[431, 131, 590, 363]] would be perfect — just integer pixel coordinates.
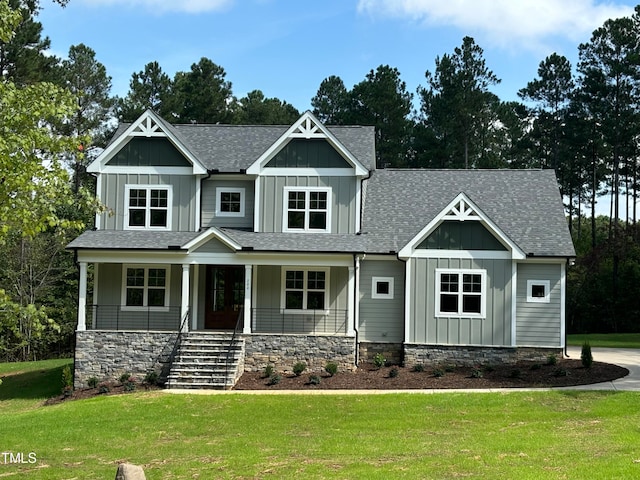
[[2, 359, 640, 479], [567, 333, 640, 348]]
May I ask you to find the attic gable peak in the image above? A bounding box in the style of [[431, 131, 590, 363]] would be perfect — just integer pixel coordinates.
[[130, 112, 166, 137], [291, 116, 324, 139], [444, 196, 481, 221]]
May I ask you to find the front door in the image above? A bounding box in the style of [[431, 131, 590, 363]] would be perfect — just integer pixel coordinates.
[[205, 266, 245, 330]]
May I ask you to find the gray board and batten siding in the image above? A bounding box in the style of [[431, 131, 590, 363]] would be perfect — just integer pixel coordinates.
[[409, 257, 512, 347], [108, 137, 192, 167], [358, 259, 405, 343], [99, 173, 197, 231], [201, 178, 255, 230], [516, 263, 562, 347], [258, 176, 358, 234]]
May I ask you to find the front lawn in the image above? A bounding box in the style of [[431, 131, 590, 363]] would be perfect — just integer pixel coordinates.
[[1, 360, 640, 479], [567, 333, 640, 348]]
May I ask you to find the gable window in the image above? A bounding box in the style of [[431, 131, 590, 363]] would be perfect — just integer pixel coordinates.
[[372, 277, 394, 299], [125, 185, 172, 230], [527, 280, 550, 303], [122, 265, 169, 310], [283, 187, 331, 232], [216, 187, 245, 217], [282, 267, 329, 311], [435, 269, 486, 318]]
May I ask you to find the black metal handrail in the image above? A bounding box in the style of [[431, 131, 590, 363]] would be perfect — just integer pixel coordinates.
[[88, 305, 182, 331], [223, 306, 244, 388], [166, 309, 191, 374], [251, 308, 348, 335]]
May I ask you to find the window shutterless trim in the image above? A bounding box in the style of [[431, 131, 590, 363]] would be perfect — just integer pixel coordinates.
[[434, 268, 486, 319], [371, 276, 394, 299], [121, 264, 170, 311], [282, 186, 331, 233], [123, 184, 172, 231], [215, 187, 245, 217], [280, 266, 330, 313], [527, 280, 550, 303]]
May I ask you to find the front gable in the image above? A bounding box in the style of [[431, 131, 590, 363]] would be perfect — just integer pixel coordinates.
[[246, 111, 368, 176], [88, 110, 207, 175], [398, 193, 526, 260]]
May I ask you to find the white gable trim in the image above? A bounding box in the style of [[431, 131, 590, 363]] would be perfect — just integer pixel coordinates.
[[87, 110, 207, 175], [182, 227, 242, 253], [245, 111, 368, 176], [398, 192, 526, 260]]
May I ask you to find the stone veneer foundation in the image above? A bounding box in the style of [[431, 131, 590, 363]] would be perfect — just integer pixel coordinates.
[[403, 344, 563, 368], [243, 334, 357, 373], [74, 331, 178, 389]]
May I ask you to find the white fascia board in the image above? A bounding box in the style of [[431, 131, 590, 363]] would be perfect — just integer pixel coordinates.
[[97, 166, 195, 175], [397, 192, 526, 260], [76, 250, 190, 264], [87, 110, 206, 175], [260, 168, 355, 177], [411, 250, 513, 260], [181, 227, 242, 252], [246, 111, 368, 176]]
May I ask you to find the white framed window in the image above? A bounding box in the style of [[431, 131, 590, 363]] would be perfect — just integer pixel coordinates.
[[435, 269, 486, 318], [283, 186, 331, 232], [215, 187, 245, 217], [124, 185, 172, 230], [121, 265, 170, 310], [527, 280, 550, 303], [372, 276, 394, 299], [281, 267, 330, 312]]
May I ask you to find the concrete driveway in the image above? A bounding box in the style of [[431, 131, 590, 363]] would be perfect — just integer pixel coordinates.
[[562, 346, 640, 391]]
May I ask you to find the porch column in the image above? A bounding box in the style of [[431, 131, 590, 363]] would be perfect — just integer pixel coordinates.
[[77, 262, 87, 331], [181, 264, 190, 333], [243, 265, 252, 334], [347, 265, 355, 335]]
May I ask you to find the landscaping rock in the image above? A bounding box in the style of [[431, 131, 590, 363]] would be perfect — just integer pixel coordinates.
[[115, 463, 146, 480]]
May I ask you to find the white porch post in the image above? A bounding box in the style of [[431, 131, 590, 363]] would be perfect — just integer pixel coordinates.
[[181, 264, 190, 333], [243, 265, 252, 334], [77, 262, 87, 331], [347, 265, 356, 335]]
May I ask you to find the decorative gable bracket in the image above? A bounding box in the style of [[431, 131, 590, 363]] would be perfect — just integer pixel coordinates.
[[130, 116, 165, 137], [444, 198, 482, 222], [290, 117, 323, 139]]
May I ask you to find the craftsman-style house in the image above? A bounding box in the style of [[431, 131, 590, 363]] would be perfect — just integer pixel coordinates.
[[68, 110, 575, 388]]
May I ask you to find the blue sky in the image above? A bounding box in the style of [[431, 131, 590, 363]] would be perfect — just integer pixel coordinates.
[[39, 0, 638, 113]]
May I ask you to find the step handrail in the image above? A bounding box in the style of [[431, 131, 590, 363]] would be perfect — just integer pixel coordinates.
[[222, 307, 244, 388]]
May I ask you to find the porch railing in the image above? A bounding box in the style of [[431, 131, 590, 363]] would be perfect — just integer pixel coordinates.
[[87, 305, 182, 331], [251, 308, 347, 335]]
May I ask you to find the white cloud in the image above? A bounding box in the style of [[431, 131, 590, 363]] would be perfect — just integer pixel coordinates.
[[357, 0, 635, 51], [81, 0, 233, 14]]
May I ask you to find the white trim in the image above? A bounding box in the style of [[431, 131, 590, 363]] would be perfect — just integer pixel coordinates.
[[246, 111, 368, 176], [251, 265, 258, 332], [180, 265, 190, 332], [560, 262, 567, 348], [123, 184, 173, 231], [95, 175, 103, 229], [511, 262, 517, 347], [98, 166, 195, 175], [347, 266, 355, 335], [371, 276, 394, 299], [282, 186, 332, 233], [77, 262, 87, 331], [355, 179, 362, 233], [434, 268, 487, 319], [182, 227, 242, 252], [192, 266, 199, 331], [93, 263, 100, 307], [404, 259, 412, 343], [410, 250, 512, 260], [527, 280, 551, 303], [280, 266, 330, 312], [194, 177, 202, 231], [254, 177, 261, 232], [215, 187, 245, 217], [354, 256, 361, 339], [243, 265, 252, 334], [398, 192, 526, 260], [260, 167, 356, 177], [121, 264, 171, 310]]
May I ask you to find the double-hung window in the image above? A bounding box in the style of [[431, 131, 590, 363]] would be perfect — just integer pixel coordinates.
[[122, 265, 169, 310], [435, 269, 486, 318], [125, 185, 172, 230], [282, 267, 329, 311], [283, 187, 331, 232]]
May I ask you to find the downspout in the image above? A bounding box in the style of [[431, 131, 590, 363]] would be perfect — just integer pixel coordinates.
[[354, 254, 362, 366]]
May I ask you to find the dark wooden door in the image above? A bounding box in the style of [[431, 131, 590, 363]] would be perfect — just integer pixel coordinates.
[[205, 266, 245, 330]]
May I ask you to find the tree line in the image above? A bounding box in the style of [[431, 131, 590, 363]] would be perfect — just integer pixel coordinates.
[[1, 0, 640, 361]]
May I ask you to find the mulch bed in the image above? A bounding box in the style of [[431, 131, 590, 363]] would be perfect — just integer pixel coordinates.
[[234, 359, 629, 390]]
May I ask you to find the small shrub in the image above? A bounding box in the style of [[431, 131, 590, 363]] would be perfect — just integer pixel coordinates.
[[546, 354, 557, 366], [263, 364, 274, 378], [389, 367, 399, 378], [124, 381, 136, 392], [87, 376, 99, 388], [432, 367, 445, 378], [119, 372, 132, 384], [412, 364, 425, 372], [267, 374, 282, 386], [292, 362, 307, 377], [144, 370, 159, 386], [325, 362, 338, 377], [308, 374, 321, 385], [471, 368, 484, 378], [61, 365, 73, 395], [444, 364, 455, 373], [581, 341, 593, 369], [373, 353, 386, 369], [98, 383, 110, 394]]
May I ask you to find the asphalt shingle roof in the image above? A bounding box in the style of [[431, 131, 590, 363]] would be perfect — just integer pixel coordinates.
[[67, 230, 200, 250]]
